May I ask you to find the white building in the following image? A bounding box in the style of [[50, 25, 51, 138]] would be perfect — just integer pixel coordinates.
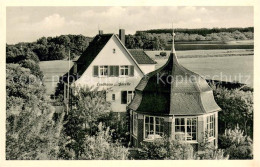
[[64, 29, 156, 112]]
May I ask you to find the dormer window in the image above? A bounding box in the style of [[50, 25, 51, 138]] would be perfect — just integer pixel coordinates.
[[113, 48, 116, 53]]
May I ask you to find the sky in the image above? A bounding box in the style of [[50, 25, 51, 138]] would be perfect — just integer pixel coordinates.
[[6, 6, 253, 44]]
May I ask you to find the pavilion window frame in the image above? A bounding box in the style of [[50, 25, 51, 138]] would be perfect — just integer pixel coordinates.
[[174, 116, 198, 142], [143, 115, 164, 140], [206, 114, 215, 139]]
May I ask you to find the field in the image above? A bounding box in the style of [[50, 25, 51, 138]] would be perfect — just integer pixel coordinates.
[[146, 49, 253, 87], [39, 60, 74, 95], [164, 40, 254, 50], [146, 49, 253, 60], [40, 49, 253, 96]]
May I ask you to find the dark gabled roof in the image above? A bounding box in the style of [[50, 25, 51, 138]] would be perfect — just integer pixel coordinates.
[[128, 50, 221, 116], [63, 34, 156, 83], [62, 34, 113, 83], [76, 34, 113, 75], [129, 49, 157, 64]]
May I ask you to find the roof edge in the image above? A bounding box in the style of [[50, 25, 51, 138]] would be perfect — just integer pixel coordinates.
[[113, 34, 145, 76]]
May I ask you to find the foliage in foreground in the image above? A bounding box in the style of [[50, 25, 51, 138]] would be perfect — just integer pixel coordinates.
[[6, 63, 64, 160], [136, 137, 228, 160], [219, 127, 253, 159], [61, 87, 130, 159], [59, 124, 129, 160], [139, 137, 193, 160]]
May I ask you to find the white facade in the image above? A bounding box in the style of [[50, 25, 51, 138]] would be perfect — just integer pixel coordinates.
[[65, 34, 154, 112]]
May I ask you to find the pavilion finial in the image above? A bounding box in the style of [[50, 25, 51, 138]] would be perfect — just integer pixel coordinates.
[[171, 29, 176, 53]]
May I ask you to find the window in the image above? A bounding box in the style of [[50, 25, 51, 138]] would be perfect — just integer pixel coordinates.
[[207, 114, 215, 138], [127, 91, 134, 104], [144, 116, 164, 139], [113, 48, 116, 53], [120, 65, 129, 76], [121, 91, 134, 104], [133, 112, 138, 136], [93, 65, 131, 77], [99, 66, 108, 76], [112, 94, 115, 101], [175, 117, 197, 141]]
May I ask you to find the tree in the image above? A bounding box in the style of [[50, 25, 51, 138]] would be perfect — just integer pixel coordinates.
[[33, 44, 49, 61], [20, 59, 43, 79], [63, 86, 111, 158], [6, 64, 45, 105], [6, 64, 64, 160], [125, 35, 136, 49], [213, 86, 253, 137], [48, 43, 67, 60], [37, 37, 48, 45], [232, 30, 247, 40], [244, 32, 254, 39]]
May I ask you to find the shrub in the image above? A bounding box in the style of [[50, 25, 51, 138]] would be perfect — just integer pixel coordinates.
[[99, 112, 130, 145], [60, 124, 129, 160], [195, 132, 229, 160], [218, 127, 253, 159], [78, 124, 129, 160], [138, 137, 193, 160]]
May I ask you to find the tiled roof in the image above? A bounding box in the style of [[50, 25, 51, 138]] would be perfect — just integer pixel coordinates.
[[129, 49, 157, 64], [128, 52, 221, 116]]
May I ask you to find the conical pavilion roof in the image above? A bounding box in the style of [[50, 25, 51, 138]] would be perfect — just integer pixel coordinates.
[[128, 32, 221, 116]]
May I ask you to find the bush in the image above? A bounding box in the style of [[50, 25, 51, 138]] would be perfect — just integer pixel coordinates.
[[137, 137, 193, 160], [195, 132, 229, 160], [135, 136, 229, 160], [60, 124, 129, 160], [78, 124, 129, 160], [218, 127, 253, 159], [99, 112, 130, 145]]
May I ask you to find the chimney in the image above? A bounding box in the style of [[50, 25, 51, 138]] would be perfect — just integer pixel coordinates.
[[119, 29, 125, 45], [99, 30, 103, 35]]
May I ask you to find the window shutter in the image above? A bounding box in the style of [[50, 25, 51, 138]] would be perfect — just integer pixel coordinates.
[[121, 91, 127, 104], [93, 66, 98, 76], [115, 66, 119, 77], [130, 65, 134, 76], [109, 66, 114, 76]]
